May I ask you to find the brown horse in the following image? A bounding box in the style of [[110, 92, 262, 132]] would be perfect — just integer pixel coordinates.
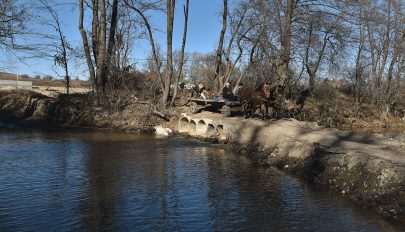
[[268, 85, 285, 118], [239, 83, 272, 119], [269, 85, 284, 107]]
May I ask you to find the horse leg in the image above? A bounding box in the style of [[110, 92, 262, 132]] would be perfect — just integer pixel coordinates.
[[243, 103, 249, 119], [244, 100, 253, 119], [244, 106, 249, 119], [260, 103, 266, 120], [247, 103, 254, 119]]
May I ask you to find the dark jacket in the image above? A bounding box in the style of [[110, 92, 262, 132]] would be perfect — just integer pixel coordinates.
[[222, 86, 234, 100]]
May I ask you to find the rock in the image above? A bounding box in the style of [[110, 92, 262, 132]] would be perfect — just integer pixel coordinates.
[[154, 126, 173, 137]]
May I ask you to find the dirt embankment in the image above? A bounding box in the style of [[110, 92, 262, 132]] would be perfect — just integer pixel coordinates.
[[0, 90, 165, 132], [175, 112, 405, 222]]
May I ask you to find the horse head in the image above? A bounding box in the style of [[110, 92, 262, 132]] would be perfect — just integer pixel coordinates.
[[262, 83, 271, 99], [271, 85, 284, 100], [255, 82, 271, 99]]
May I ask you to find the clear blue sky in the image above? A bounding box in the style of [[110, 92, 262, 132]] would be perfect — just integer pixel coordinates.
[[0, 0, 225, 79]]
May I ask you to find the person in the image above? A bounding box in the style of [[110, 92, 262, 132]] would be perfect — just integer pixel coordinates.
[[222, 82, 234, 101], [234, 82, 244, 96], [179, 82, 185, 90], [196, 83, 207, 99]]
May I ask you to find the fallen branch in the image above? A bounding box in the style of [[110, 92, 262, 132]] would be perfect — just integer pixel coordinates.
[[136, 100, 152, 105], [153, 110, 170, 121]]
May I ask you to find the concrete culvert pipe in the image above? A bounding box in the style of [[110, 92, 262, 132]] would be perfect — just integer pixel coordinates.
[[205, 124, 218, 142], [189, 120, 197, 137], [196, 120, 207, 138], [216, 125, 229, 143], [178, 117, 190, 134]]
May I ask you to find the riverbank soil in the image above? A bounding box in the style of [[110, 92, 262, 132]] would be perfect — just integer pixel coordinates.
[[0, 90, 165, 132]]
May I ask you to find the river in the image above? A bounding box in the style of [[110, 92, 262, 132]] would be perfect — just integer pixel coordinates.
[[0, 125, 403, 231]]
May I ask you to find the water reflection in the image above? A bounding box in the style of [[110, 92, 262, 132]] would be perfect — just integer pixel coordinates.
[[0, 128, 89, 231], [0, 128, 403, 231]]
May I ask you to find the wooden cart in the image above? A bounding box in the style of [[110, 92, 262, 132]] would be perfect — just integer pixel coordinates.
[[187, 98, 242, 117]]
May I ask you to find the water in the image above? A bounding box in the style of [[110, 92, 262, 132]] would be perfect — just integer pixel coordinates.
[[0, 125, 403, 231]]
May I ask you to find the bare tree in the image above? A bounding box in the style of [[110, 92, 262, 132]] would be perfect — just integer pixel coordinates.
[[276, 0, 298, 86], [124, 0, 166, 98], [79, 0, 96, 90], [221, 2, 248, 88], [79, 0, 120, 103], [0, 0, 27, 50], [214, 0, 228, 92], [38, 0, 71, 94], [385, 0, 405, 94], [94, 0, 107, 101], [170, 0, 189, 106], [163, 0, 176, 106], [187, 52, 216, 87], [0, 0, 30, 69], [113, 4, 143, 70], [299, 10, 347, 92]]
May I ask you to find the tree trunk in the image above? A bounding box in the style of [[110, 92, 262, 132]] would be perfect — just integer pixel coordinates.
[[354, 29, 364, 104], [305, 22, 328, 92], [221, 6, 249, 90], [214, 0, 227, 92], [79, 0, 96, 90], [171, 0, 189, 106], [62, 42, 69, 95], [95, 0, 107, 101], [365, 5, 379, 90], [104, 0, 119, 88], [162, 0, 176, 106], [377, 0, 392, 89], [386, 23, 405, 94], [232, 33, 260, 94], [91, 0, 99, 66], [277, 0, 296, 86]]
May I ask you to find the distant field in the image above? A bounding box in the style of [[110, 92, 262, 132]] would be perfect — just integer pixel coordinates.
[[0, 72, 90, 88]]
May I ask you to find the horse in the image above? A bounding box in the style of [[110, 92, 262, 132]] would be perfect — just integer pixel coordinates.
[[239, 83, 272, 119], [269, 85, 284, 108], [262, 85, 285, 118]]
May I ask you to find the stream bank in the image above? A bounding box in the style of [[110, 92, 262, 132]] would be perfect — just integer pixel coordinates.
[[0, 90, 164, 132], [1, 89, 405, 222]]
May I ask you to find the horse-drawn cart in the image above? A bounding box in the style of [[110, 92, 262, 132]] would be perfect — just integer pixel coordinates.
[[187, 98, 241, 117]]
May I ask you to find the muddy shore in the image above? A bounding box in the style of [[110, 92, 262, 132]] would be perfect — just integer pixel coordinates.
[[1, 89, 405, 222]]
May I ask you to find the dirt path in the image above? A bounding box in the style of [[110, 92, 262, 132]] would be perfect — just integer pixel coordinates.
[[186, 111, 405, 164]]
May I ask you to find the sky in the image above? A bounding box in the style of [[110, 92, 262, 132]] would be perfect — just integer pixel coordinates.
[[0, 0, 225, 79]]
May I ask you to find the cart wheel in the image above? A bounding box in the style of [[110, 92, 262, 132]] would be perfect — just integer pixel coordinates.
[[221, 105, 232, 117], [189, 102, 199, 114], [245, 108, 253, 119]]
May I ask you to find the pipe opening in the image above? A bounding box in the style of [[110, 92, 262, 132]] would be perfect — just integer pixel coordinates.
[[178, 117, 190, 134], [196, 120, 207, 138], [216, 124, 229, 143], [205, 124, 218, 142], [189, 120, 197, 137]]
